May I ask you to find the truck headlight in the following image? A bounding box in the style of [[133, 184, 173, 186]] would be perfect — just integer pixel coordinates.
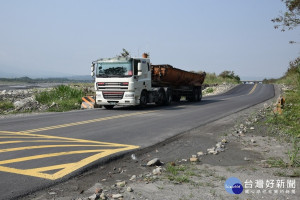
[[125, 93, 134, 98]]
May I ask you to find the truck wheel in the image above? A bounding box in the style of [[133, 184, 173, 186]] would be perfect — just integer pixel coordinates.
[[198, 89, 202, 101], [193, 89, 198, 102], [140, 90, 148, 106], [164, 88, 172, 105], [188, 89, 197, 102], [104, 105, 114, 109], [155, 88, 166, 106]]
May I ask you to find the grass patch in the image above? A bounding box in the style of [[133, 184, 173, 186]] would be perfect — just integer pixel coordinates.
[[204, 87, 214, 94], [267, 157, 288, 168], [35, 85, 84, 112], [165, 163, 190, 183], [166, 163, 186, 176], [0, 101, 14, 113], [264, 57, 300, 167], [167, 175, 190, 183]]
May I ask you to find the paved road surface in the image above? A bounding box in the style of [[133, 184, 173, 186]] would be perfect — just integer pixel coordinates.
[[0, 84, 274, 199]]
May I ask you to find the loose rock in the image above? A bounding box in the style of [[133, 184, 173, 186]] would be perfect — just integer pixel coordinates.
[[48, 191, 57, 195], [221, 139, 227, 144], [127, 187, 133, 192], [88, 193, 98, 200], [116, 181, 126, 187], [129, 175, 136, 181], [112, 194, 123, 199], [147, 158, 161, 166], [244, 157, 250, 161], [100, 193, 106, 200], [190, 157, 198, 162], [152, 167, 162, 175]]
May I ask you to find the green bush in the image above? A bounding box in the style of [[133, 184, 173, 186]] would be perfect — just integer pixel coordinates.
[[203, 72, 240, 85], [206, 88, 214, 94], [36, 85, 83, 112], [0, 101, 14, 113]]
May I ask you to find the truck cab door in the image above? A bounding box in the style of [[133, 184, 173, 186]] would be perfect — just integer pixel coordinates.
[[134, 60, 151, 91]]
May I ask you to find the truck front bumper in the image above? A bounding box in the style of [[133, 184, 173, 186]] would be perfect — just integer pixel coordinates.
[[95, 91, 140, 106]]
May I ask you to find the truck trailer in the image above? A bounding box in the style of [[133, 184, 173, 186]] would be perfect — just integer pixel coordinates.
[[91, 55, 206, 109]]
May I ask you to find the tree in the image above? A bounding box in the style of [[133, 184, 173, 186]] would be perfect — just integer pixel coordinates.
[[219, 70, 240, 83], [272, 0, 300, 31]]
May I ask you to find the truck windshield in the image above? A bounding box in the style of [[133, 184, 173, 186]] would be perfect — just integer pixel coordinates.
[[96, 61, 133, 77]]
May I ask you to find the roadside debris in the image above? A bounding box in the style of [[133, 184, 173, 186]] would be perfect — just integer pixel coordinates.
[[152, 166, 162, 175], [146, 158, 162, 166]]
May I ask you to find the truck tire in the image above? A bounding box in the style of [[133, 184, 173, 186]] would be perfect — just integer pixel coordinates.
[[164, 88, 172, 105], [198, 89, 202, 101], [140, 90, 148, 106], [188, 89, 197, 102], [155, 88, 166, 106], [104, 105, 114, 109]]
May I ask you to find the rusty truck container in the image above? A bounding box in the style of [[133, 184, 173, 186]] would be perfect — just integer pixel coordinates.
[[151, 64, 206, 87]]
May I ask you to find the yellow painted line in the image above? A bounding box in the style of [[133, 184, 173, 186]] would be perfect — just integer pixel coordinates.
[[0, 131, 20, 134], [248, 83, 257, 95], [0, 149, 103, 165], [0, 147, 137, 180], [0, 131, 140, 180], [0, 136, 41, 139], [0, 144, 117, 153], [22, 111, 154, 133], [14, 131, 136, 147], [0, 133, 17, 135], [0, 140, 97, 145], [0, 141, 30, 145]]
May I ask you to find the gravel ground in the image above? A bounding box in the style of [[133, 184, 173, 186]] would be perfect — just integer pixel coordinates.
[[17, 85, 300, 200]]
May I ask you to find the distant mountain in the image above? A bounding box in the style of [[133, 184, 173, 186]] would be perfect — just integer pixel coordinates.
[[0, 75, 93, 83], [66, 75, 93, 81]]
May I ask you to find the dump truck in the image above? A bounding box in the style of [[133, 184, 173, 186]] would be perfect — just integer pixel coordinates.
[[91, 54, 206, 109]]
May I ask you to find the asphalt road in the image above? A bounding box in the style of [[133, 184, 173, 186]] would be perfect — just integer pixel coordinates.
[[0, 84, 274, 200]]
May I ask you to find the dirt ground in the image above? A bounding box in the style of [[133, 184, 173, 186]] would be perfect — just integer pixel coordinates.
[[17, 85, 299, 200]]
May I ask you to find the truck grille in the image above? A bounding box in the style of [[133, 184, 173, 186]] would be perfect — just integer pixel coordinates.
[[102, 91, 124, 100], [97, 82, 128, 90]]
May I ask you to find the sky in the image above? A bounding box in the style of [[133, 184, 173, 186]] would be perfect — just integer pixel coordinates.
[[0, 0, 299, 80]]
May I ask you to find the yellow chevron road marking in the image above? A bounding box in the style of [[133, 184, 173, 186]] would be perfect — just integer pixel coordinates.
[[0, 130, 139, 180], [0, 111, 159, 179]]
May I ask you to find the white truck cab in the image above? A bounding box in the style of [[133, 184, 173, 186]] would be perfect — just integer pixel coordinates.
[[91, 56, 151, 109]]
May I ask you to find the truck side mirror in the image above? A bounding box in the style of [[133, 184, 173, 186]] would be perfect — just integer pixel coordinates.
[[138, 63, 143, 76], [91, 63, 95, 77]]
